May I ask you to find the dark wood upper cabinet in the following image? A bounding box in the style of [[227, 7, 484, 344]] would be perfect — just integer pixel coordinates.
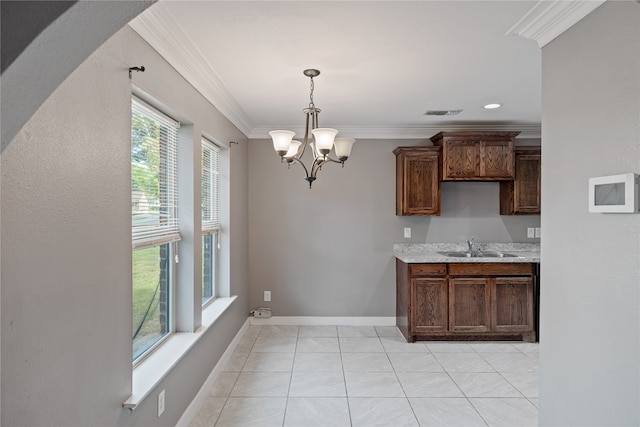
[[393, 147, 442, 216], [500, 146, 541, 215], [430, 131, 520, 181]]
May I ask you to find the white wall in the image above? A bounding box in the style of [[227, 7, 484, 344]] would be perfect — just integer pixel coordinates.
[[1, 24, 249, 426], [539, 1, 640, 425], [248, 138, 540, 316]]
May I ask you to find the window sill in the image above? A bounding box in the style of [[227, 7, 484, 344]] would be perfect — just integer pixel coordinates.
[[123, 296, 237, 411]]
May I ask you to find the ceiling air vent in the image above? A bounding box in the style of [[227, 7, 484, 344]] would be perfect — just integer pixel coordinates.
[[424, 109, 463, 116]]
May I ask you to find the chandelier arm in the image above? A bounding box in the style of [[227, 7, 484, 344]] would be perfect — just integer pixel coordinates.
[[298, 111, 312, 159], [311, 154, 349, 178], [311, 109, 320, 160], [319, 155, 341, 164], [310, 157, 328, 178], [287, 157, 312, 179]]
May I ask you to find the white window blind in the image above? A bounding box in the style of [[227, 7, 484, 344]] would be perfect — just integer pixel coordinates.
[[131, 98, 180, 250], [201, 138, 220, 233]]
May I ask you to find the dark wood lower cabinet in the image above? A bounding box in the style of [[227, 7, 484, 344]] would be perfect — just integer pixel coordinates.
[[493, 277, 534, 335], [449, 278, 491, 333], [396, 259, 537, 342], [412, 278, 448, 334]]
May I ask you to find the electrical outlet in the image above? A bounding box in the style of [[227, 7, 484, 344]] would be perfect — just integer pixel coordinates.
[[527, 228, 535, 238], [535, 227, 541, 238], [158, 389, 165, 417], [404, 227, 411, 238], [264, 290, 271, 302]]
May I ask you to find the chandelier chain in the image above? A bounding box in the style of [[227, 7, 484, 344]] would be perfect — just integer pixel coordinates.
[[309, 77, 315, 108]]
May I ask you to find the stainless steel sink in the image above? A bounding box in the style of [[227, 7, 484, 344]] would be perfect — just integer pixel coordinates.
[[437, 251, 522, 258]]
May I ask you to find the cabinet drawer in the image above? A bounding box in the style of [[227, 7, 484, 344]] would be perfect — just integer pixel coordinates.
[[449, 263, 533, 276], [410, 264, 447, 276]]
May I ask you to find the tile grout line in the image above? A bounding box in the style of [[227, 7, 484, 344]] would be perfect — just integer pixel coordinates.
[[467, 343, 528, 425], [433, 344, 491, 425], [468, 342, 539, 425], [449, 345, 491, 426], [474, 343, 539, 401], [336, 327, 356, 427], [383, 333, 421, 426], [213, 325, 260, 427], [281, 325, 300, 427]]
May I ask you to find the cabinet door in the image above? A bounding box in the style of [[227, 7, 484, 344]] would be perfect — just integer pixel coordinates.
[[449, 278, 491, 333], [492, 277, 533, 333], [397, 150, 441, 215], [513, 153, 541, 213], [442, 141, 480, 180], [480, 140, 514, 180], [411, 278, 448, 333], [499, 148, 541, 215]]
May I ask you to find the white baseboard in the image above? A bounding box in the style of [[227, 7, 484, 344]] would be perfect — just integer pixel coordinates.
[[249, 316, 396, 326], [176, 318, 250, 427]]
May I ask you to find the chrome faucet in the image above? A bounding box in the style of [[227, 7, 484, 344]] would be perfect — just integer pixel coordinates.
[[466, 237, 477, 254]]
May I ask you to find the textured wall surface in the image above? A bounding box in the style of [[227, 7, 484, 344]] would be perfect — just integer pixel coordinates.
[[1, 1, 153, 149], [1, 24, 249, 426], [539, 1, 640, 425], [248, 138, 540, 316]]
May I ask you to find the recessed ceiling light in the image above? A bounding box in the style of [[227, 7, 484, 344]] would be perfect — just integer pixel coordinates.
[[484, 103, 502, 109]]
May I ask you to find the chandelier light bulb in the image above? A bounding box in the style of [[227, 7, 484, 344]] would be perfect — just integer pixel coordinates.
[[269, 130, 295, 156], [309, 142, 322, 159], [334, 137, 356, 162], [311, 128, 338, 155], [284, 140, 302, 160]]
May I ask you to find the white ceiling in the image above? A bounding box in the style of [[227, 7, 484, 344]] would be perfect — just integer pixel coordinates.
[[128, 1, 599, 140]]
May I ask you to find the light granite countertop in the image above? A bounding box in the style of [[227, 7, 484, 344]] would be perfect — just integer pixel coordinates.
[[394, 243, 540, 263]]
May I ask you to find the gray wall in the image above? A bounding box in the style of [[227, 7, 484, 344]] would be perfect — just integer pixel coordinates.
[[1, 24, 249, 427], [539, 1, 640, 425], [248, 138, 540, 316], [0, 0, 154, 149]]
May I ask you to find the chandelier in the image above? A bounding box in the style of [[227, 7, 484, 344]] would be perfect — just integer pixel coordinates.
[[269, 69, 356, 188]]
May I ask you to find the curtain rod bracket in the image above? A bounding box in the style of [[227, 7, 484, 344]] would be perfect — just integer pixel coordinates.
[[129, 66, 145, 79]]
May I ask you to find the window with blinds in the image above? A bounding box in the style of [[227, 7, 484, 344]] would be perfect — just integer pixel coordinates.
[[201, 139, 220, 233], [201, 138, 220, 305], [131, 97, 180, 362], [131, 98, 180, 250]]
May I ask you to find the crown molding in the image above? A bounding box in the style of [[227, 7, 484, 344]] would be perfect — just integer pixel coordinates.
[[507, 0, 606, 47], [130, 4, 541, 141], [250, 123, 541, 140], [128, 4, 255, 136]]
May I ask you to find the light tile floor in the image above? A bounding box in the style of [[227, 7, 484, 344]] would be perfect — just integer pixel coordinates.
[[189, 325, 538, 427]]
